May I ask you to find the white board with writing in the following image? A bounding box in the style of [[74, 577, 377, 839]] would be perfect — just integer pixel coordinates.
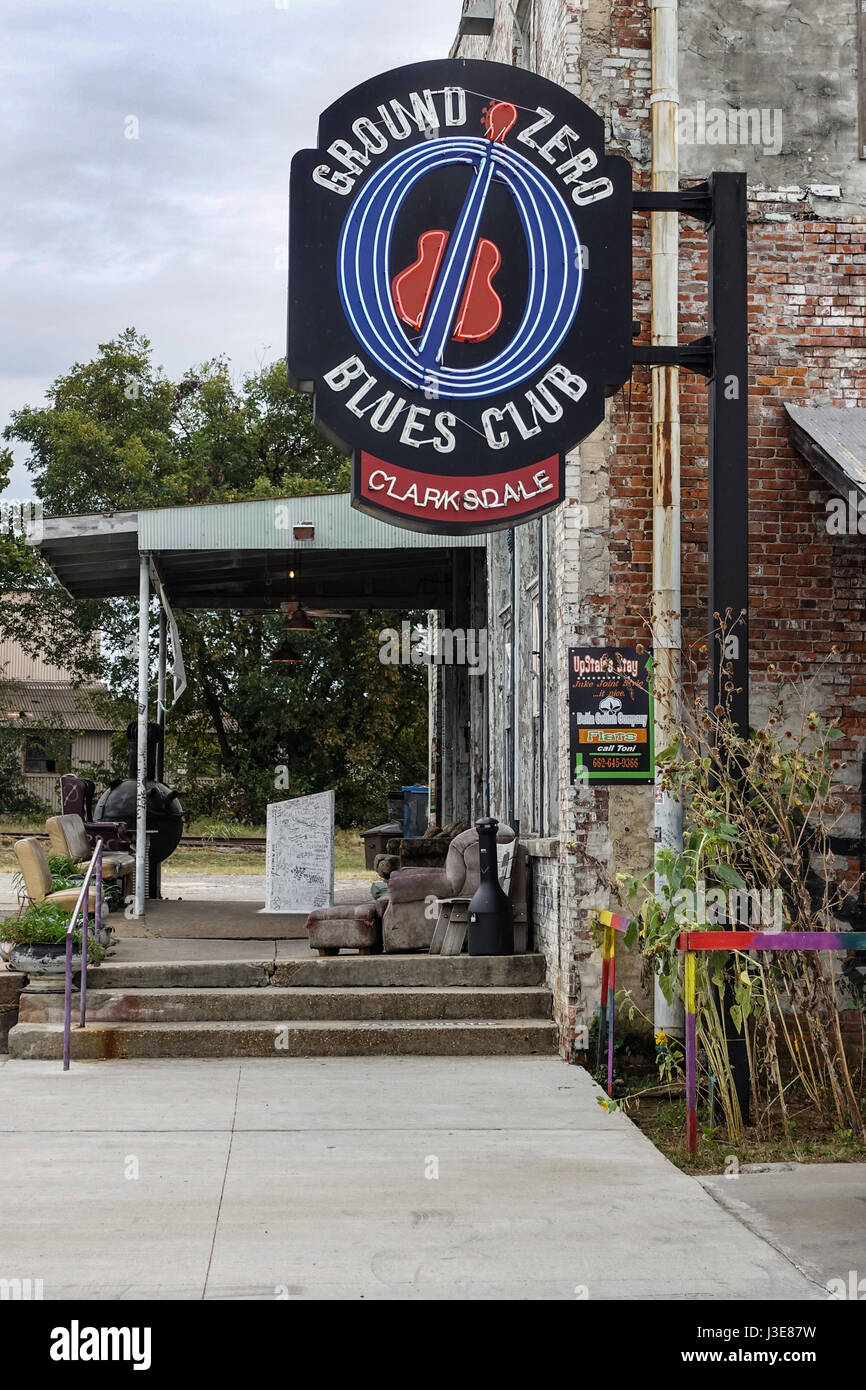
[[262, 790, 335, 913]]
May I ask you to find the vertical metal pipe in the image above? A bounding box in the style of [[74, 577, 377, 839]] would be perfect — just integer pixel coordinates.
[[482, 547, 490, 819], [536, 516, 545, 838], [651, 0, 684, 1037], [156, 608, 167, 784], [606, 930, 617, 1097], [427, 609, 437, 827], [507, 528, 517, 833], [63, 927, 73, 1071], [482, 656, 490, 817], [133, 554, 150, 920], [80, 842, 100, 1030], [62, 862, 90, 1069], [512, 530, 520, 836], [708, 172, 752, 1124], [684, 948, 698, 1153]]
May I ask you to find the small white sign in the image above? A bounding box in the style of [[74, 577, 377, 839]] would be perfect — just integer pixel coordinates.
[[262, 791, 335, 913]]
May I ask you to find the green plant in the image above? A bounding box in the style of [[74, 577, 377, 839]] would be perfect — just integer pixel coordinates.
[[1, 901, 105, 963], [47, 853, 78, 878], [612, 642, 866, 1144], [46, 853, 81, 892], [0, 726, 48, 819]]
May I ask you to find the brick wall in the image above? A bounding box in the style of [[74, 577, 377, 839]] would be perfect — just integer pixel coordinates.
[[452, 0, 866, 1050], [610, 214, 866, 822]]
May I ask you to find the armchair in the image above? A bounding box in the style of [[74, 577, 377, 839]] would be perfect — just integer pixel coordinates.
[[60, 774, 133, 853], [373, 820, 469, 879], [46, 814, 134, 894], [382, 824, 524, 952]]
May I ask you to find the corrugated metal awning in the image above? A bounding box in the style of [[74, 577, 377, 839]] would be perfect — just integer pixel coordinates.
[[137, 492, 481, 552], [32, 492, 485, 609], [786, 405, 866, 498]]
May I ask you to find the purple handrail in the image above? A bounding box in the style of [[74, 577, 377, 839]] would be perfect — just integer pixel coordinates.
[[62, 839, 103, 1071]]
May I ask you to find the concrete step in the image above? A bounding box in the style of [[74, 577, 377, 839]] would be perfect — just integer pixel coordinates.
[[8, 1018, 558, 1060], [85, 952, 547, 991], [19, 986, 553, 1025]]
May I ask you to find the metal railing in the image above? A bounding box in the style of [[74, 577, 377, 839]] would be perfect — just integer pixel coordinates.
[[63, 838, 103, 1071]]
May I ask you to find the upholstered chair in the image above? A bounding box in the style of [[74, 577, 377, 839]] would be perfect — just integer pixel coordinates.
[[60, 774, 133, 853], [382, 824, 524, 952]]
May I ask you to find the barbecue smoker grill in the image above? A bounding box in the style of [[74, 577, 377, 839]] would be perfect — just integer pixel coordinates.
[[94, 722, 184, 898]]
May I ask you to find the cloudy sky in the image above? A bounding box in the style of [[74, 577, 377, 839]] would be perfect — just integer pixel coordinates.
[[1, 0, 461, 497]]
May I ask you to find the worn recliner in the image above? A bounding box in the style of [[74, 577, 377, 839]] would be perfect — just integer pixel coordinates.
[[45, 814, 134, 894], [60, 774, 133, 853], [381, 824, 525, 953]]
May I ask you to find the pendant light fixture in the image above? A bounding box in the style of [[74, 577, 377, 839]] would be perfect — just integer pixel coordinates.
[[283, 603, 315, 632], [270, 637, 303, 665]]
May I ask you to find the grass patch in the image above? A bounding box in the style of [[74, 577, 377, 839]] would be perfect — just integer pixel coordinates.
[[1, 823, 375, 880], [626, 1090, 866, 1174], [163, 828, 372, 878], [590, 1045, 866, 1174]]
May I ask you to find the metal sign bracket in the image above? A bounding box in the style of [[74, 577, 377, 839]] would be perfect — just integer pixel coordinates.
[[631, 173, 749, 735]]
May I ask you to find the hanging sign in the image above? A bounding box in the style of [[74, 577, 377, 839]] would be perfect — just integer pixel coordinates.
[[568, 647, 654, 784], [287, 58, 632, 534]]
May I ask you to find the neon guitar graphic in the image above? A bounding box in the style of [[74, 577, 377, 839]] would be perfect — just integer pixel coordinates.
[[336, 95, 583, 401], [391, 101, 518, 367]]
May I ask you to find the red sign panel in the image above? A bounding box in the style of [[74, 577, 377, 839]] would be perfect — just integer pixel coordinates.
[[358, 452, 562, 529]]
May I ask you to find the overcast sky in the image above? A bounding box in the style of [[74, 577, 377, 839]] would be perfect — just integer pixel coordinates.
[[0, 0, 461, 497]]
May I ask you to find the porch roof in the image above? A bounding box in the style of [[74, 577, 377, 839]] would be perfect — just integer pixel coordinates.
[[786, 404, 866, 499], [30, 492, 484, 610]]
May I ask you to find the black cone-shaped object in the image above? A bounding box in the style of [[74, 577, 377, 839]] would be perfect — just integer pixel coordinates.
[[467, 817, 513, 956]]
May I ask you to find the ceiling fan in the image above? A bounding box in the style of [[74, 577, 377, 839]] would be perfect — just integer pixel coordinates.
[[279, 599, 352, 622]]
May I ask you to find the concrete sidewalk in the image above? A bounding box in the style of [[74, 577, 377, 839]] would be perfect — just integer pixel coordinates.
[[701, 1164, 866, 1294], [0, 872, 374, 917], [0, 1055, 828, 1300]]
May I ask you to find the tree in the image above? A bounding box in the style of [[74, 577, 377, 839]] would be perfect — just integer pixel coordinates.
[[2, 330, 428, 825], [177, 607, 427, 826]]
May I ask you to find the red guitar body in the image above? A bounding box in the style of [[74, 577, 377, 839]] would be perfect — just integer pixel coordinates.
[[392, 231, 503, 343], [390, 101, 516, 351]]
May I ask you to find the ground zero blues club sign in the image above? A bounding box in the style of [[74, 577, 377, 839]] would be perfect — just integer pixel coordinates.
[[287, 59, 632, 534]]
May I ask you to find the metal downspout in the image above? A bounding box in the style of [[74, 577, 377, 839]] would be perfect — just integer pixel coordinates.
[[651, 0, 684, 1037], [133, 554, 150, 920]]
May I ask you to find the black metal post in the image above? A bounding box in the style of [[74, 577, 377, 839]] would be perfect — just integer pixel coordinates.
[[707, 172, 751, 1126], [633, 176, 752, 1125], [707, 172, 749, 735]]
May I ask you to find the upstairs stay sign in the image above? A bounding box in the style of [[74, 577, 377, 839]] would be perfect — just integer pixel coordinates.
[[288, 59, 632, 534]]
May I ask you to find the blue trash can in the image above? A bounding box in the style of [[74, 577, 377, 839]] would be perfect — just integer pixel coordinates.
[[402, 785, 429, 837]]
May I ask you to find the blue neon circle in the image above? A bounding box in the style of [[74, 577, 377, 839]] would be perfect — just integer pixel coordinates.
[[337, 138, 583, 401]]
